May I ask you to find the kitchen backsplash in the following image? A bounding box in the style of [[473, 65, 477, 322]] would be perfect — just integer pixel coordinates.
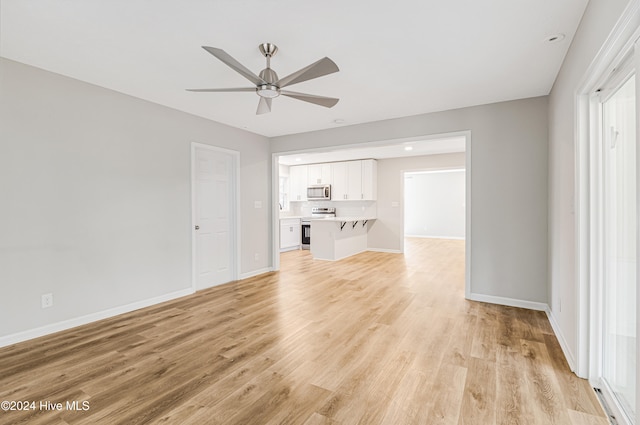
[[286, 200, 377, 218]]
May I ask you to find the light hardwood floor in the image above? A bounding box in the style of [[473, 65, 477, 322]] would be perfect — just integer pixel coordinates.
[[0, 238, 607, 424]]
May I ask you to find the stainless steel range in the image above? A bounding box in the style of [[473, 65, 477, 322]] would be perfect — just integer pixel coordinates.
[[301, 207, 336, 249]]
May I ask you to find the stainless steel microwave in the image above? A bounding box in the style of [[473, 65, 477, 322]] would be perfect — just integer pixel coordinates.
[[307, 184, 331, 200]]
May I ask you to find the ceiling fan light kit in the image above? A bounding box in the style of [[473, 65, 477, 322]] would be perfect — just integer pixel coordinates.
[[187, 43, 339, 115]]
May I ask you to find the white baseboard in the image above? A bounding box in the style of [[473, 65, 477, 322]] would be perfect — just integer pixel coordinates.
[[466, 292, 549, 311], [545, 308, 577, 372], [405, 235, 466, 240], [366, 248, 402, 254], [239, 267, 273, 280], [279, 246, 301, 253], [0, 288, 194, 348]]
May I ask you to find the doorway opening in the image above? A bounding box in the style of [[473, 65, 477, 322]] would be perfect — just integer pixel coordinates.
[[272, 132, 470, 294], [403, 168, 466, 241], [402, 168, 467, 288]]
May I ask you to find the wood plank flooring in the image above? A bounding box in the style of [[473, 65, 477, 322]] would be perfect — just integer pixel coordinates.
[[0, 238, 607, 424]]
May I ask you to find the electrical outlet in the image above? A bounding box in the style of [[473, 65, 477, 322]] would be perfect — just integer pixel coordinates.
[[254, 253, 260, 261], [41, 293, 53, 309]]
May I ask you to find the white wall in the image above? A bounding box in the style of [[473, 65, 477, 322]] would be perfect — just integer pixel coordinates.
[[547, 0, 631, 367], [0, 58, 271, 341], [404, 170, 466, 239], [271, 96, 549, 304]]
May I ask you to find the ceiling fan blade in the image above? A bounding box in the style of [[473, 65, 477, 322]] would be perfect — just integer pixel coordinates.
[[256, 97, 272, 115], [202, 46, 266, 86], [186, 87, 255, 92], [276, 57, 339, 88], [280, 90, 339, 108]]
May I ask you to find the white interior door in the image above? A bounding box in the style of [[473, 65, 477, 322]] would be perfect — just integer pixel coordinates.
[[193, 145, 236, 290]]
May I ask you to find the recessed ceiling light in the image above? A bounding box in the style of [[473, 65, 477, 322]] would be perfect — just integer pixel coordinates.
[[404, 146, 414, 151], [295, 157, 302, 162], [333, 119, 345, 124], [545, 33, 565, 44]]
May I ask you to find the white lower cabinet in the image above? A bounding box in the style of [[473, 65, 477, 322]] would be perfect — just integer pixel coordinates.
[[280, 218, 301, 251]]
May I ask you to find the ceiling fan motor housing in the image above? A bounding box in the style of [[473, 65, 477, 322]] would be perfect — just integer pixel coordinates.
[[259, 68, 278, 84], [257, 52, 280, 98]]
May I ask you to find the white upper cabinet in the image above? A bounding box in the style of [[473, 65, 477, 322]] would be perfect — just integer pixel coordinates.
[[346, 161, 362, 199], [288, 160, 377, 202], [330, 160, 376, 201], [307, 163, 331, 185], [361, 159, 377, 200], [289, 165, 308, 201], [331, 161, 349, 200]]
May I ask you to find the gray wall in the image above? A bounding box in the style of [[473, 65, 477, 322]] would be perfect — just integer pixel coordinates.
[[0, 58, 271, 338], [271, 97, 549, 303], [548, 0, 631, 364]]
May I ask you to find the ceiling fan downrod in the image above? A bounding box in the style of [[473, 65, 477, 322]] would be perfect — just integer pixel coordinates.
[[259, 43, 278, 68]]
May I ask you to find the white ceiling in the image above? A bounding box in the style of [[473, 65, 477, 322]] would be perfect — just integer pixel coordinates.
[[0, 0, 588, 138]]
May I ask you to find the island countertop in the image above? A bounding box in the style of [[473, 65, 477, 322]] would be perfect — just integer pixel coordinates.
[[311, 216, 376, 222]]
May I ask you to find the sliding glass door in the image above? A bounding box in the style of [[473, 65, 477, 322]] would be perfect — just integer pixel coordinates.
[[600, 73, 637, 423]]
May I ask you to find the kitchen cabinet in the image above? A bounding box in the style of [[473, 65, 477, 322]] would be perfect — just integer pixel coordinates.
[[346, 161, 362, 199], [280, 218, 301, 251], [288, 160, 377, 202], [307, 163, 332, 185], [331, 160, 372, 201], [332, 161, 361, 200], [361, 159, 377, 200], [290, 165, 308, 201], [330, 162, 348, 200]]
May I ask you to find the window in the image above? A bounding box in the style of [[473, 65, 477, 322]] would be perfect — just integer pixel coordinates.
[[279, 175, 289, 211]]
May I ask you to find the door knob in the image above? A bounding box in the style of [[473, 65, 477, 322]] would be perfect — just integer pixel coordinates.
[[195, 225, 200, 230]]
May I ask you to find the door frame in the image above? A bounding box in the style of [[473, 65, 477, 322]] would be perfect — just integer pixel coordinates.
[[191, 142, 241, 291]]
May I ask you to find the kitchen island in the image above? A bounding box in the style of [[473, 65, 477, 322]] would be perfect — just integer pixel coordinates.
[[310, 217, 376, 261]]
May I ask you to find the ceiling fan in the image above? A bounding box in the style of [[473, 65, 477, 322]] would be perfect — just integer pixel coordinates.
[[187, 43, 339, 115]]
